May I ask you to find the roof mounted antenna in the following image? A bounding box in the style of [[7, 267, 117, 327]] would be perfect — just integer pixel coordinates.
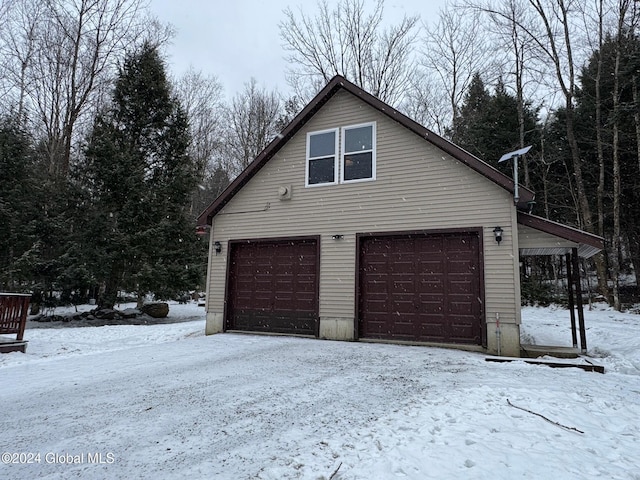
[[499, 146, 532, 205]]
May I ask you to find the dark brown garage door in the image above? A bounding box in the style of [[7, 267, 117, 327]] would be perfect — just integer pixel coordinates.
[[226, 238, 319, 336], [359, 232, 483, 344]]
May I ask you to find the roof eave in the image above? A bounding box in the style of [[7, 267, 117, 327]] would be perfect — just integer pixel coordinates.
[[196, 77, 346, 226], [517, 212, 604, 258]]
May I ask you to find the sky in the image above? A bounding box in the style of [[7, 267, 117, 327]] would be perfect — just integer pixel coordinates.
[[149, 0, 449, 99]]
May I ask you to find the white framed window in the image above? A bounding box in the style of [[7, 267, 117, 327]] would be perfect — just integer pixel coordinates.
[[306, 128, 339, 187], [341, 122, 376, 183]]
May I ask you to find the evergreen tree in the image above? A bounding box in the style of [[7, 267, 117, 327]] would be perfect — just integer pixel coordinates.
[[449, 73, 540, 175], [449, 73, 491, 154], [575, 32, 640, 293], [0, 117, 39, 291], [82, 43, 201, 308]]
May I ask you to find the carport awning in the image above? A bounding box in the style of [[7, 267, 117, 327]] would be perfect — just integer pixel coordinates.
[[517, 212, 604, 258]]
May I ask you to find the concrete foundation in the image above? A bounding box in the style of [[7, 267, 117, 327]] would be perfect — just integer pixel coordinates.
[[205, 312, 224, 335], [319, 317, 355, 341], [486, 322, 521, 357]]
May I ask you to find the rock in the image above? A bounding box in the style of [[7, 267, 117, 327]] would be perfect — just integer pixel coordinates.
[[120, 308, 140, 319], [140, 302, 169, 318], [94, 308, 118, 320]]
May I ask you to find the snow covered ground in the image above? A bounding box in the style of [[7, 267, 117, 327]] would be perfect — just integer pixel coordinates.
[[1, 302, 639, 479]]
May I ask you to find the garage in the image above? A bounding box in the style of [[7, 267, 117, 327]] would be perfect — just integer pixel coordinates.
[[226, 238, 319, 336], [358, 232, 483, 344]]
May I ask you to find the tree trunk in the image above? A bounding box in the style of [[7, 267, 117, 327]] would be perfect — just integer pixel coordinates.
[[136, 291, 145, 309], [632, 75, 640, 292], [565, 99, 610, 303], [100, 261, 123, 310], [610, 30, 624, 311], [594, 0, 610, 301]]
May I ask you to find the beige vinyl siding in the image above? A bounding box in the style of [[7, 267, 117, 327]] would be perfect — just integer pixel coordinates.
[[209, 90, 519, 325], [518, 224, 576, 253]]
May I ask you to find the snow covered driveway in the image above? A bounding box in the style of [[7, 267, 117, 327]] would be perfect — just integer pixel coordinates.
[[1, 305, 640, 479]]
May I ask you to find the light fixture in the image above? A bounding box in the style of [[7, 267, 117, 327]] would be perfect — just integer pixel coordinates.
[[195, 225, 209, 236], [213, 241, 222, 255], [493, 227, 503, 245], [332, 234, 344, 240]]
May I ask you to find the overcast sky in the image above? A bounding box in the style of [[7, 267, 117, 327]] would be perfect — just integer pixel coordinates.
[[149, 0, 448, 99]]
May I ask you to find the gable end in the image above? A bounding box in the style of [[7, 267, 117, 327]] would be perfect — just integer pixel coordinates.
[[197, 75, 535, 225]]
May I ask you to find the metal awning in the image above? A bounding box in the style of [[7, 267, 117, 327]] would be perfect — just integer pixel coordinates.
[[517, 212, 603, 258]]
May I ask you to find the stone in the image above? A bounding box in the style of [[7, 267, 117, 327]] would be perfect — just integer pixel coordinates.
[[120, 308, 140, 319], [94, 308, 118, 320], [140, 302, 169, 318]]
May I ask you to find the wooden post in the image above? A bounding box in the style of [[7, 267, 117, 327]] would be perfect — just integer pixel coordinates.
[[572, 248, 588, 353], [565, 253, 578, 348]]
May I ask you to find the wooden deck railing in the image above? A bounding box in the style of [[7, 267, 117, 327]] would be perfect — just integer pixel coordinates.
[[0, 293, 31, 353]]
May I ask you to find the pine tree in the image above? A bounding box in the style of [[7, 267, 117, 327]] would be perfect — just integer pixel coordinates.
[[82, 43, 201, 308], [450, 73, 539, 169], [448, 73, 491, 153], [0, 116, 39, 291]]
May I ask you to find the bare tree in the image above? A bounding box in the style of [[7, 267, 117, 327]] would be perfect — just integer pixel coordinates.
[[0, 0, 44, 123], [402, 71, 452, 134], [421, 4, 501, 132], [467, 0, 549, 186], [469, 0, 612, 296], [174, 69, 225, 175], [173, 68, 227, 216], [610, 0, 639, 310], [0, 0, 155, 177], [589, 0, 613, 300], [224, 78, 282, 177], [48, 0, 150, 176], [280, 0, 420, 106]]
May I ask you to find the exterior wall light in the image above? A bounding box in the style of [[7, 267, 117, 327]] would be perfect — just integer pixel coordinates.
[[213, 241, 222, 255], [195, 225, 209, 236], [332, 234, 344, 240], [493, 227, 504, 245]]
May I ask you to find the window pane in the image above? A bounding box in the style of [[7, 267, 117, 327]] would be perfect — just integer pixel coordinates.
[[309, 157, 335, 184], [344, 152, 372, 181], [344, 126, 372, 152], [309, 131, 336, 158]]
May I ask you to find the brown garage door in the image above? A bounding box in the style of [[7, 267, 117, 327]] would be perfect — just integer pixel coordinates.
[[226, 238, 319, 336], [358, 232, 483, 344]]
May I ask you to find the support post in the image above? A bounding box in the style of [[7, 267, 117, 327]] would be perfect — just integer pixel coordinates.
[[565, 253, 578, 348], [572, 248, 588, 353], [513, 155, 519, 204]]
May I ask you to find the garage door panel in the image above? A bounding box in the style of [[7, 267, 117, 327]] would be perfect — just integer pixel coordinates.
[[392, 299, 416, 314], [419, 321, 446, 340], [227, 239, 319, 336], [419, 299, 444, 314], [365, 281, 387, 294], [359, 232, 482, 344]]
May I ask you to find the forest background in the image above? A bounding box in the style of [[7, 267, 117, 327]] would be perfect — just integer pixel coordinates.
[[1, 0, 638, 311]]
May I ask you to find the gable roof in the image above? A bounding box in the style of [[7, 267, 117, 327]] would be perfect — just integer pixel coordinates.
[[197, 75, 535, 226], [517, 212, 603, 258]]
